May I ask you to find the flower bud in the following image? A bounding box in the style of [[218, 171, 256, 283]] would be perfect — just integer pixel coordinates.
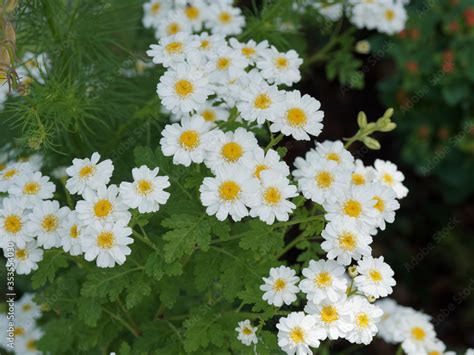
[[363, 137, 381, 150], [357, 111, 367, 128], [348, 265, 358, 278]]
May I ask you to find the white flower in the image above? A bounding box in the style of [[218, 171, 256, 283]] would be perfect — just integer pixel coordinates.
[[373, 159, 409, 199], [76, 184, 132, 225], [249, 171, 298, 225], [155, 12, 192, 39], [315, 140, 355, 170], [0, 197, 33, 249], [276, 312, 325, 355], [235, 319, 258, 346], [349, 0, 381, 30], [321, 216, 373, 266], [351, 159, 375, 187], [8, 171, 56, 204], [65, 152, 114, 196], [82, 221, 133, 268], [400, 312, 436, 355], [4, 240, 43, 275], [375, 1, 407, 35], [0, 162, 33, 193], [257, 47, 303, 86], [369, 182, 400, 230], [157, 63, 213, 114], [27, 200, 69, 249], [199, 165, 259, 221], [179, 0, 207, 32], [142, 0, 170, 29], [146, 32, 200, 68], [313, 2, 343, 21], [293, 157, 351, 205], [425, 339, 454, 355], [354, 256, 396, 299], [260, 266, 300, 307], [345, 296, 383, 345], [196, 100, 229, 124], [376, 299, 412, 344], [229, 38, 270, 65], [204, 128, 259, 173], [160, 115, 213, 167], [207, 45, 248, 83], [305, 299, 353, 340], [193, 32, 226, 59], [16, 293, 42, 322], [299, 259, 347, 304], [119, 166, 171, 213], [237, 76, 284, 125], [60, 210, 84, 256], [206, 4, 246, 36], [243, 148, 290, 180]]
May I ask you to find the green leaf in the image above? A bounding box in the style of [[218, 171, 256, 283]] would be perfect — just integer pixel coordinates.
[[77, 297, 103, 326], [183, 307, 224, 353], [31, 250, 69, 289], [145, 251, 183, 281], [238, 220, 283, 255], [81, 267, 140, 302]]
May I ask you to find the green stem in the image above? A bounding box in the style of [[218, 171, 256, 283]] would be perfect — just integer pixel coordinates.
[[132, 230, 157, 250], [272, 215, 324, 229], [277, 233, 307, 259], [265, 133, 284, 152], [104, 308, 141, 338], [395, 345, 404, 355]]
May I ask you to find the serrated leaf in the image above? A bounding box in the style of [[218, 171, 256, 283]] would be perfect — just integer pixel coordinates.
[[31, 250, 69, 289], [77, 297, 102, 326]]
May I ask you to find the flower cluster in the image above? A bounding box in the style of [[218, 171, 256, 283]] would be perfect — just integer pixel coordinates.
[[0, 293, 43, 354], [0, 148, 170, 271]]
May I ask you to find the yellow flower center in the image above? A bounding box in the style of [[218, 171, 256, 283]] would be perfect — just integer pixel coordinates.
[[3, 169, 17, 179], [385, 9, 395, 21], [23, 181, 40, 195], [273, 278, 286, 291], [275, 56, 289, 69], [15, 249, 27, 260], [315, 171, 333, 188], [41, 214, 58, 232], [175, 80, 194, 97], [179, 130, 200, 150], [286, 108, 307, 127], [151, 2, 161, 14], [352, 173, 366, 185], [326, 152, 340, 163], [14, 327, 25, 336], [242, 327, 253, 335], [216, 57, 231, 70], [254, 94, 272, 109], [97, 231, 114, 249], [411, 326, 426, 341], [289, 327, 305, 344], [219, 181, 241, 201], [315, 272, 332, 287], [26, 340, 37, 351], [4, 215, 22, 234], [165, 42, 183, 54], [338, 232, 356, 251], [79, 165, 95, 179], [428, 352, 441, 355], [185, 6, 200, 19], [382, 173, 394, 185], [221, 142, 243, 162], [356, 313, 370, 328], [200, 40, 210, 49], [201, 109, 216, 122], [136, 179, 153, 196], [218, 11, 232, 24], [373, 196, 385, 212], [22, 304, 32, 312], [254, 164, 268, 179], [369, 270, 383, 282], [263, 187, 282, 205], [343, 200, 362, 218], [241, 47, 256, 58], [320, 305, 339, 323], [94, 199, 113, 218], [167, 22, 181, 35], [70, 224, 79, 239]]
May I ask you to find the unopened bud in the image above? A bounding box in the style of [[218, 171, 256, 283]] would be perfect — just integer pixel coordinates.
[[363, 136, 381, 150], [355, 40, 371, 55], [348, 265, 358, 277], [357, 111, 367, 128], [367, 295, 376, 303]]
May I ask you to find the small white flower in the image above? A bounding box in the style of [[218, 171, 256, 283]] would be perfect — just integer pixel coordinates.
[[199, 164, 259, 222], [235, 319, 258, 346], [0, 197, 33, 249], [16, 293, 42, 322], [375, 1, 407, 35], [82, 222, 133, 268], [155, 12, 192, 39], [60, 210, 84, 256], [306, 299, 353, 340], [376, 299, 412, 344], [354, 256, 396, 299], [270, 90, 324, 141], [76, 184, 132, 225], [351, 159, 375, 187], [0, 162, 33, 193], [8, 171, 56, 204], [313, 2, 343, 21], [276, 312, 325, 355], [5, 240, 43, 275], [400, 312, 437, 355], [142, 0, 170, 29], [299, 259, 348, 304], [179, 0, 207, 32], [229, 38, 270, 65], [65, 152, 114, 196], [348, 0, 381, 30], [27, 200, 69, 249], [193, 32, 226, 59], [345, 296, 384, 345], [206, 4, 246, 36], [207, 45, 248, 83], [315, 140, 355, 170], [196, 100, 230, 124], [257, 47, 303, 86], [260, 266, 300, 307], [119, 166, 171, 213], [160, 115, 213, 167], [244, 147, 290, 180], [321, 216, 373, 266], [369, 182, 400, 230], [146, 32, 200, 68], [373, 159, 409, 199]]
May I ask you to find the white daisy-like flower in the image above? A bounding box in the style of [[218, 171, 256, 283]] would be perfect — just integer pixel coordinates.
[[351, 159, 375, 187], [142, 0, 170, 29], [400, 312, 437, 355], [345, 296, 384, 345], [160, 115, 214, 167], [76, 184, 132, 225], [27, 200, 69, 249], [155, 11, 192, 39], [193, 32, 226, 59], [179, 0, 207, 32], [305, 299, 353, 340], [235, 319, 258, 346], [315, 140, 355, 170], [270, 90, 324, 140], [207, 45, 248, 83], [204, 128, 259, 173], [15, 326, 44, 355], [0, 197, 33, 249], [157, 63, 213, 114], [313, 2, 343, 21], [18, 153, 43, 171], [199, 164, 259, 221], [375, 1, 407, 35], [260, 266, 300, 307], [237, 75, 284, 125], [376, 299, 412, 344], [243, 148, 290, 180], [293, 157, 351, 205], [228, 38, 270, 65], [373, 159, 409, 199], [348, 0, 381, 30], [354, 256, 396, 299], [256, 47, 303, 86], [299, 259, 348, 304], [146, 32, 200, 68], [16, 293, 42, 322], [321, 216, 373, 266], [119, 166, 170, 214], [195, 99, 229, 124], [276, 312, 325, 355], [425, 338, 454, 355], [8, 171, 56, 204], [369, 182, 400, 231], [249, 171, 298, 225], [60, 210, 84, 256], [65, 152, 114, 196], [206, 4, 246, 36], [0, 162, 33, 193], [82, 221, 133, 268], [4, 240, 44, 275]]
